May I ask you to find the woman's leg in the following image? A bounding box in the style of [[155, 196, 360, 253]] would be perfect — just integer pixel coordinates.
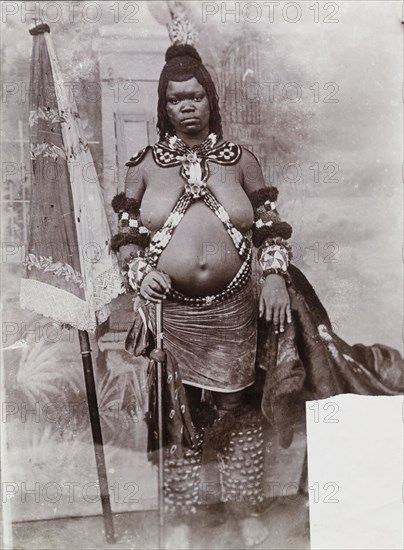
[[211, 389, 269, 547], [164, 385, 203, 549], [185, 384, 203, 412]]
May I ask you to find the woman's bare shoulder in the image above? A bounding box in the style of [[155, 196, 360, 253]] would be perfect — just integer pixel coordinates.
[[238, 146, 265, 192], [125, 147, 155, 197]]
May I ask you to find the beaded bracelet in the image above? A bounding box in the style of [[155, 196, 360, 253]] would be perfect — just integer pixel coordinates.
[[247, 187, 293, 248], [258, 237, 293, 282], [123, 251, 152, 294], [111, 192, 151, 252]]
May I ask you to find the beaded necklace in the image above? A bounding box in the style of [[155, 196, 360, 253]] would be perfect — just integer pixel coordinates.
[[167, 133, 215, 195], [167, 132, 218, 158], [151, 134, 242, 199]]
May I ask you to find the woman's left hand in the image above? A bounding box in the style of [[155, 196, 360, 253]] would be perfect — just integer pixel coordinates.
[[259, 274, 292, 333]]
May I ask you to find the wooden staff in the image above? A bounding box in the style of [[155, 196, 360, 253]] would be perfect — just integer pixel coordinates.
[[153, 302, 166, 549]]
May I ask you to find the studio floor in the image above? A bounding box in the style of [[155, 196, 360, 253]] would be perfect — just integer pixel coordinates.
[[12, 494, 310, 550]]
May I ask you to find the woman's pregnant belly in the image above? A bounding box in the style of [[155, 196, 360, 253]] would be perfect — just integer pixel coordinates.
[[156, 201, 243, 296]]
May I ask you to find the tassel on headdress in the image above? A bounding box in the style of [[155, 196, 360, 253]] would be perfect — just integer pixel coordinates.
[[167, 1, 198, 46]]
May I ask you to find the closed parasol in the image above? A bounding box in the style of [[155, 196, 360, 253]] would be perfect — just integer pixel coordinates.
[[20, 23, 123, 543]]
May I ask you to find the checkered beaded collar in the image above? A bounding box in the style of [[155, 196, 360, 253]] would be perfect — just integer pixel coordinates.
[[126, 133, 242, 170]]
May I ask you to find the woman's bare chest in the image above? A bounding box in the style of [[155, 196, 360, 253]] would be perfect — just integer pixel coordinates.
[[140, 163, 254, 233]]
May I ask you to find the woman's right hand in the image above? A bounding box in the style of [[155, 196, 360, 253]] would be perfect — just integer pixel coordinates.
[[117, 245, 139, 270], [140, 270, 172, 302]]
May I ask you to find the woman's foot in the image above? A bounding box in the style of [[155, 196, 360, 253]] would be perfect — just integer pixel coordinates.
[[165, 523, 191, 550], [239, 516, 269, 547], [198, 501, 228, 527], [251, 496, 278, 517]]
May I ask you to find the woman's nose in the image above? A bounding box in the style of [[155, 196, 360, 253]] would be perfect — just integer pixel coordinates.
[[180, 99, 195, 111]]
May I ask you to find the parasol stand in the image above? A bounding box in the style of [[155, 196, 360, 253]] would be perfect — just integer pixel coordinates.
[[78, 330, 116, 544]]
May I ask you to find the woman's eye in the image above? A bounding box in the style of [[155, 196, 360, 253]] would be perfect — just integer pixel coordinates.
[[168, 99, 179, 105], [194, 96, 203, 102]]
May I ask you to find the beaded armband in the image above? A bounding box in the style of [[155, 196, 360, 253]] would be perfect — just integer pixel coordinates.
[[247, 187, 293, 248], [111, 192, 151, 252], [258, 237, 293, 283], [122, 250, 152, 294]]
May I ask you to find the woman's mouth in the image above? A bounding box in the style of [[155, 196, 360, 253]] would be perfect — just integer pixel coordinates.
[[182, 117, 199, 123]]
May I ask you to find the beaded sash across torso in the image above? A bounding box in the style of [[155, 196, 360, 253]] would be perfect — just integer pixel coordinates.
[[147, 190, 251, 267], [127, 134, 253, 305]]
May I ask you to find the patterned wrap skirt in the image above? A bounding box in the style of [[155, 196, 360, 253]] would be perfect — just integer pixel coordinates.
[[149, 279, 258, 392]]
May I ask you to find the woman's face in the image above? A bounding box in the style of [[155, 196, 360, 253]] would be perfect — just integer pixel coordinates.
[[165, 77, 210, 138]]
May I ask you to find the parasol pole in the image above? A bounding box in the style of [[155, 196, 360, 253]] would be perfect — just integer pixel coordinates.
[[153, 301, 166, 549], [78, 330, 116, 544]]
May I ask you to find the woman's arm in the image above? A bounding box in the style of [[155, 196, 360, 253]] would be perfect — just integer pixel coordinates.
[[111, 149, 171, 301], [111, 160, 149, 265], [241, 148, 292, 333]]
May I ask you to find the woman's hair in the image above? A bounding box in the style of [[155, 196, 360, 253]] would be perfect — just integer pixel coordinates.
[[157, 44, 223, 140]]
